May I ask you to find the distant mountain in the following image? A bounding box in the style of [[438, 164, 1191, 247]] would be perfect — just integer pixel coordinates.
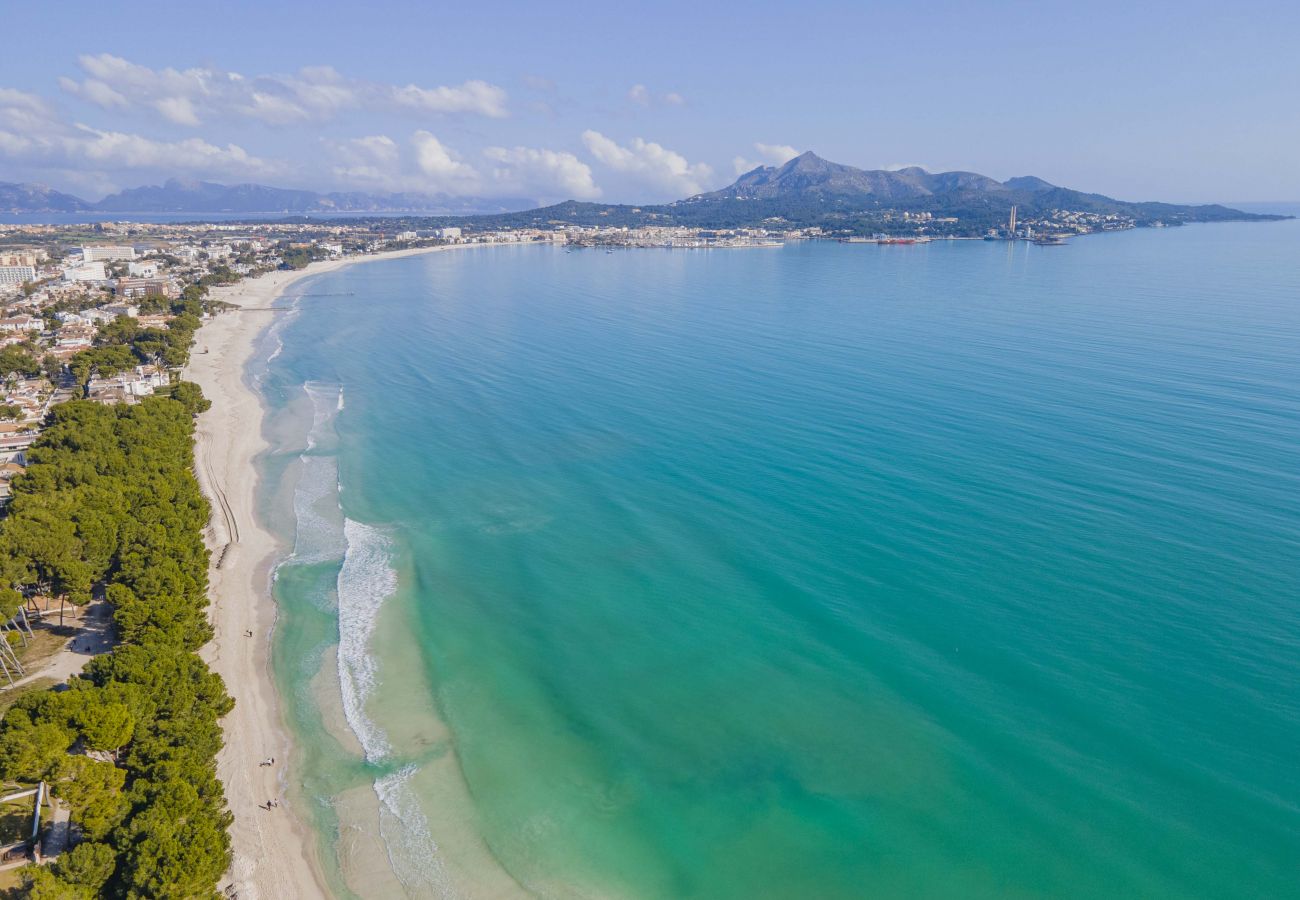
[[662, 152, 1283, 231], [0, 177, 531, 216], [3, 158, 1288, 233], [92, 178, 532, 215], [705, 153, 1009, 202], [0, 182, 91, 213], [1003, 175, 1057, 193], [443, 152, 1286, 235]]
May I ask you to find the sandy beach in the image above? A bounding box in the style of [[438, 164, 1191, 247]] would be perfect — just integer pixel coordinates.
[[186, 247, 453, 899]]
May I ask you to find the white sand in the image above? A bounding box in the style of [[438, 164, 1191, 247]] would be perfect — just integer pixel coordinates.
[[187, 247, 457, 899]]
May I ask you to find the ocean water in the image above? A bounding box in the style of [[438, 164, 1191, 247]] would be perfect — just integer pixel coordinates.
[[256, 226, 1300, 899]]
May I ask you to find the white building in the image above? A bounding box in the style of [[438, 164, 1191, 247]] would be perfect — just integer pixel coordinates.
[[83, 304, 140, 324], [81, 246, 136, 262], [0, 266, 36, 286], [87, 364, 170, 403], [63, 262, 108, 282], [127, 260, 160, 278], [320, 242, 344, 257], [438, 227, 462, 239], [395, 231, 418, 241]]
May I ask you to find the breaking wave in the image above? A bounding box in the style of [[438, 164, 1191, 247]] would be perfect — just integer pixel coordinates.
[[375, 764, 454, 896], [289, 383, 347, 566], [337, 519, 453, 894], [336, 517, 397, 764]]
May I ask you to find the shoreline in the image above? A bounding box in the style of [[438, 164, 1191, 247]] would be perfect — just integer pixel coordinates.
[[186, 245, 461, 899]]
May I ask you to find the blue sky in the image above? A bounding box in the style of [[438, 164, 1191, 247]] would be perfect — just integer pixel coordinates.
[[2, 0, 1297, 204]]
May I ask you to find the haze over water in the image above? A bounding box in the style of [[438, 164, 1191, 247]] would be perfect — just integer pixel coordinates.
[[260, 223, 1299, 898]]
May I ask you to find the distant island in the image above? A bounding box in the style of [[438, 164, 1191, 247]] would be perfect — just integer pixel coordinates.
[[1, 152, 1288, 240]]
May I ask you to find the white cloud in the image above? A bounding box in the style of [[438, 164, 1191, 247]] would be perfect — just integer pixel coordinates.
[[154, 95, 200, 126], [756, 143, 799, 164], [71, 126, 275, 176], [327, 134, 403, 187], [733, 142, 800, 175], [411, 130, 480, 191], [60, 54, 508, 125], [0, 88, 56, 128], [582, 130, 713, 197], [57, 77, 126, 108], [627, 85, 686, 108], [483, 145, 600, 200], [325, 132, 597, 200], [392, 80, 507, 118], [0, 85, 277, 183]]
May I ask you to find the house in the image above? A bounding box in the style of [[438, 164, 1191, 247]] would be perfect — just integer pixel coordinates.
[[82, 306, 134, 325], [86, 365, 170, 404], [0, 433, 38, 452], [0, 315, 43, 334]]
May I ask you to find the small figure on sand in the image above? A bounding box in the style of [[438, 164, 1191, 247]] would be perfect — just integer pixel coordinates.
[[245, 629, 253, 637], [259, 757, 275, 767]]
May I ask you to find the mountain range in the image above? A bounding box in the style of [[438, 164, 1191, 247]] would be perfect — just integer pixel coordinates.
[[675, 152, 1269, 224], [0, 178, 532, 216], [452, 152, 1283, 234], [0, 154, 1285, 234]]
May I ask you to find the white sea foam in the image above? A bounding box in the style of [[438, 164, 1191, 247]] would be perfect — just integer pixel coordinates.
[[259, 303, 300, 373], [302, 380, 341, 452], [375, 764, 455, 896], [291, 455, 346, 566], [290, 386, 451, 892], [336, 517, 397, 764], [266, 332, 284, 364], [287, 382, 348, 565]]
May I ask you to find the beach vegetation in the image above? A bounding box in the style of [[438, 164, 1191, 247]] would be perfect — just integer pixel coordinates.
[[0, 392, 234, 897]]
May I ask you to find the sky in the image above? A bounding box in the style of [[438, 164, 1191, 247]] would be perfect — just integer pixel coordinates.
[[1, 0, 1297, 205]]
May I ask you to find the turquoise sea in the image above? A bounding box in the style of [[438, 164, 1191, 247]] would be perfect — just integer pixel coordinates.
[[255, 223, 1299, 899]]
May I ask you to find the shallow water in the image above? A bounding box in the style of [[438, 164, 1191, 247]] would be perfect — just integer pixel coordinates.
[[259, 226, 1300, 898]]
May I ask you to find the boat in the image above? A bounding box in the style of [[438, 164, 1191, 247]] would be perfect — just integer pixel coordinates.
[[1032, 236, 1068, 246]]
